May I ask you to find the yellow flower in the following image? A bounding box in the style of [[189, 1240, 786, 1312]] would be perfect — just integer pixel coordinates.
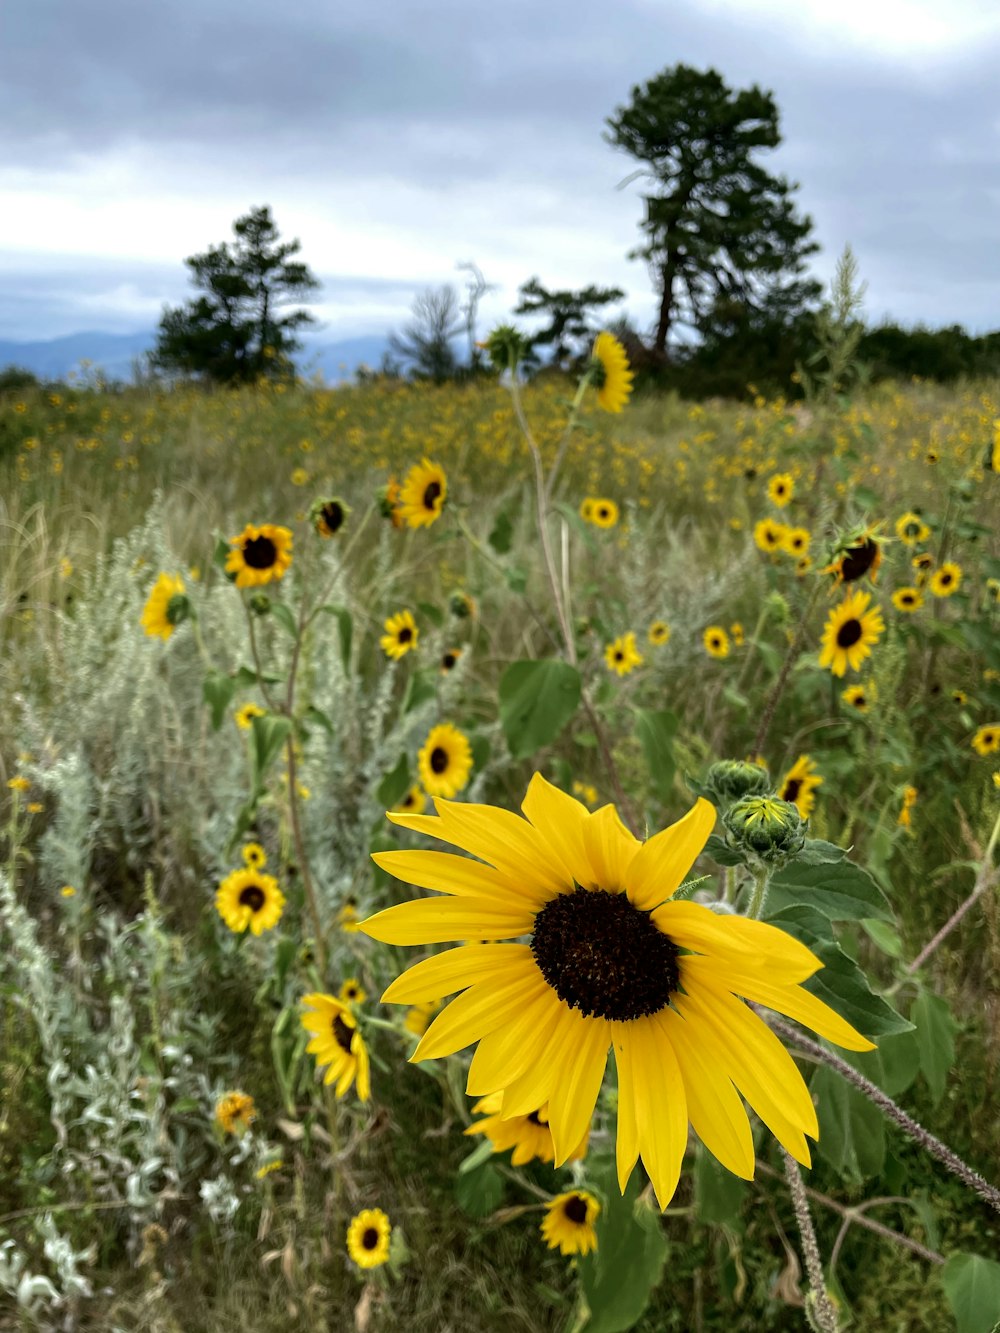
[[440, 647, 463, 673], [895, 512, 930, 546], [605, 632, 644, 677], [59, 557, 73, 579], [589, 498, 619, 529], [404, 999, 441, 1037], [381, 609, 419, 660], [255, 1159, 282, 1180], [579, 498, 595, 522], [215, 1090, 256, 1135], [897, 785, 918, 828], [572, 781, 599, 808], [394, 785, 427, 816], [26, 802, 43, 814], [215, 869, 285, 936], [703, 627, 730, 659], [235, 702, 266, 731], [892, 587, 923, 613], [541, 1190, 601, 1256], [930, 563, 961, 598], [140, 573, 186, 641], [60, 885, 76, 898], [363, 775, 872, 1210], [767, 473, 794, 507], [818, 590, 885, 677], [467, 1093, 588, 1167], [417, 724, 473, 799], [301, 994, 370, 1100], [782, 527, 811, 558], [754, 518, 788, 554], [842, 683, 875, 712], [591, 332, 633, 413], [242, 842, 267, 870], [311, 496, 349, 537], [971, 724, 1000, 757], [777, 755, 823, 819], [225, 524, 293, 588], [290, 467, 309, 486], [7, 777, 30, 792], [339, 978, 367, 1007], [730, 622, 745, 648], [338, 898, 363, 933], [398, 458, 447, 528], [825, 533, 883, 586], [346, 1209, 391, 1269], [648, 620, 671, 646]]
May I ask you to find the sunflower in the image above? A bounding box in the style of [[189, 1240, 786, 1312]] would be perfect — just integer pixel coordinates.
[[825, 534, 883, 586], [242, 841, 267, 870], [589, 498, 620, 529], [703, 626, 730, 659], [952, 690, 968, 706], [541, 1191, 600, 1256], [591, 332, 633, 413], [339, 977, 367, 1006], [394, 785, 428, 816], [730, 622, 745, 648], [818, 590, 885, 677], [311, 496, 349, 538], [440, 647, 463, 673], [895, 512, 930, 546], [418, 724, 473, 799], [301, 993, 371, 1100], [892, 587, 923, 613], [648, 620, 671, 646], [897, 785, 918, 829], [930, 563, 962, 598], [912, 553, 934, 575], [767, 473, 794, 507], [381, 609, 419, 660], [782, 527, 811, 558], [226, 524, 293, 589], [972, 724, 1000, 757], [605, 632, 644, 677], [754, 518, 787, 554], [467, 1093, 588, 1167], [235, 702, 266, 731], [215, 869, 285, 936], [399, 458, 447, 529], [842, 683, 875, 712], [346, 1209, 391, 1269], [362, 776, 872, 1209], [777, 755, 822, 820], [215, 1090, 256, 1135], [379, 476, 404, 528], [579, 498, 595, 522], [572, 781, 599, 807], [140, 573, 188, 641], [404, 999, 441, 1037], [338, 898, 363, 933]]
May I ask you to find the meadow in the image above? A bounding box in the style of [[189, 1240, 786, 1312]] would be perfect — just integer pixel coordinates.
[[1, 345, 999, 1333]]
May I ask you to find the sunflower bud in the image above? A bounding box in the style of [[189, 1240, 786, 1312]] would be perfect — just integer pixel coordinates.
[[248, 592, 271, 616], [449, 591, 476, 619], [723, 797, 805, 867], [377, 478, 402, 524], [765, 590, 790, 627], [165, 592, 191, 627], [704, 760, 772, 809], [310, 495, 350, 538], [483, 324, 527, 372]]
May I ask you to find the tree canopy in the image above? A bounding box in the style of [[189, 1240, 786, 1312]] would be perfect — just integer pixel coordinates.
[[514, 278, 625, 368]]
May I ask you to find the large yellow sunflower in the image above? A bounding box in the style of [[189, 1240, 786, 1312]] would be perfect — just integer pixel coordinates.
[[300, 993, 371, 1100], [346, 1209, 391, 1269], [591, 332, 633, 413], [215, 869, 285, 936], [381, 609, 419, 660], [140, 573, 186, 640], [362, 776, 873, 1209], [399, 458, 447, 529], [466, 1092, 588, 1167], [541, 1190, 601, 1256], [777, 755, 823, 819], [818, 590, 885, 677], [226, 524, 293, 588], [418, 723, 473, 799]]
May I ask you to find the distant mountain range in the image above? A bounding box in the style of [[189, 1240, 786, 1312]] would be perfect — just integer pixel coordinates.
[[0, 330, 392, 384]]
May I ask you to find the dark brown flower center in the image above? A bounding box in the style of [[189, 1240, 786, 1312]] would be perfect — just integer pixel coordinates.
[[836, 618, 863, 648], [397, 627, 413, 643], [242, 535, 277, 569], [362, 1227, 379, 1250], [423, 481, 442, 510], [321, 502, 344, 533], [442, 652, 457, 670], [531, 888, 680, 1021], [563, 1195, 588, 1224], [238, 884, 266, 912], [939, 572, 953, 586], [782, 778, 802, 803], [839, 539, 878, 582], [333, 1015, 355, 1054], [429, 746, 449, 774], [526, 1110, 545, 1127]]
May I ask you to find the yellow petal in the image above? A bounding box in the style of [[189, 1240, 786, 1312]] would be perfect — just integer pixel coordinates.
[[466, 987, 564, 1097], [499, 1005, 577, 1117], [360, 896, 535, 945], [626, 799, 716, 910], [546, 1009, 610, 1165], [381, 943, 533, 1004], [652, 901, 821, 982], [385, 811, 445, 837], [413, 966, 538, 1061], [433, 798, 570, 895], [371, 849, 542, 904], [582, 803, 640, 892], [628, 1016, 688, 1209], [613, 1034, 640, 1194], [521, 772, 595, 887], [660, 1007, 755, 1179]]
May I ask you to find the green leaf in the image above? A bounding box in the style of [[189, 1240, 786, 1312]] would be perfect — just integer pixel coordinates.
[[402, 669, 438, 714], [941, 1253, 1000, 1333], [505, 564, 527, 594], [488, 509, 513, 554], [250, 714, 292, 793], [577, 1158, 668, 1333], [633, 708, 678, 801], [454, 1161, 503, 1218], [811, 1064, 886, 1180], [498, 660, 581, 759], [318, 604, 353, 671], [795, 838, 848, 865], [767, 858, 892, 922], [470, 733, 490, 773], [861, 918, 904, 958], [912, 989, 957, 1108], [765, 903, 835, 948], [693, 1147, 748, 1226], [270, 601, 299, 638], [854, 1029, 921, 1098], [303, 704, 335, 736], [703, 833, 744, 867], [203, 672, 236, 731], [376, 755, 410, 809], [457, 1140, 494, 1174], [801, 938, 912, 1037], [416, 600, 444, 627]]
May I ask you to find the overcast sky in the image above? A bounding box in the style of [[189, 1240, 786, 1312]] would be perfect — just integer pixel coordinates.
[[3, 0, 1000, 343]]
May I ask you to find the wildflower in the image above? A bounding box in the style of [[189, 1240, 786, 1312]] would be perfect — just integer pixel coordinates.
[[730, 622, 745, 648], [842, 683, 875, 712], [417, 724, 473, 799], [290, 467, 309, 487], [59, 557, 73, 579], [339, 978, 367, 1006], [381, 609, 419, 660], [255, 1160, 282, 1180], [60, 885, 76, 898], [952, 690, 968, 706], [782, 527, 811, 558], [394, 786, 427, 816], [140, 573, 188, 641], [754, 518, 787, 554], [930, 563, 962, 597], [818, 590, 885, 677], [399, 458, 447, 529], [404, 999, 441, 1037], [648, 620, 671, 646], [895, 512, 930, 546], [242, 842, 267, 870], [579, 498, 595, 522], [378, 476, 404, 527], [450, 591, 476, 619], [226, 524, 293, 588], [572, 781, 599, 807], [310, 496, 350, 537], [26, 802, 43, 814], [972, 724, 1000, 757], [541, 1191, 601, 1256], [235, 702, 266, 731], [589, 498, 620, 529], [892, 587, 923, 613], [363, 775, 871, 1209], [301, 994, 370, 1100], [6, 777, 30, 792], [768, 473, 794, 507], [215, 1090, 256, 1135], [215, 869, 285, 936], [346, 1209, 391, 1269], [777, 756, 823, 820], [338, 898, 363, 933], [703, 626, 730, 659], [825, 532, 883, 586], [468, 1094, 588, 1167], [440, 647, 462, 673], [897, 786, 918, 828], [605, 632, 644, 677], [591, 331, 633, 413]]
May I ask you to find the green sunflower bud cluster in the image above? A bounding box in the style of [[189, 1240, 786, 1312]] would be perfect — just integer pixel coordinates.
[[248, 592, 272, 616], [482, 324, 527, 373], [310, 495, 350, 538], [165, 592, 192, 627], [704, 759, 772, 809], [764, 590, 790, 627], [449, 591, 475, 619], [723, 796, 805, 868]]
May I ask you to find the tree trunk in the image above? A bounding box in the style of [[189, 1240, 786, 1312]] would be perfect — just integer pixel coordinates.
[[654, 261, 677, 360]]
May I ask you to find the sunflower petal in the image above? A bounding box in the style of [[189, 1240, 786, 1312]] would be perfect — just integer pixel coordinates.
[[381, 943, 533, 1003], [612, 1034, 640, 1194], [360, 896, 534, 945], [413, 966, 538, 1061], [499, 1005, 578, 1117], [660, 1007, 755, 1179], [652, 900, 820, 982], [626, 798, 716, 910], [521, 773, 594, 887], [547, 1009, 610, 1166], [466, 987, 562, 1096], [371, 850, 543, 904], [628, 1016, 688, 1209], [433, 799, 569, 894], [582, 803, 640, 892]]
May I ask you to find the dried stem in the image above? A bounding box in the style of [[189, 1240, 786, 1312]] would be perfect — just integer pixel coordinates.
[[907, 806, 1000, 974], [782, 1149, 840, 1332]]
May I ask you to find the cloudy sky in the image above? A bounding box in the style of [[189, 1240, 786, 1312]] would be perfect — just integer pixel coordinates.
[[3, 0, 1000, 344]]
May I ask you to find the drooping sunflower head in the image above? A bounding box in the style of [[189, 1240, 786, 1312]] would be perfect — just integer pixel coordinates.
[[140, 573, 188, 641], [215, 1090, 256, 1135], [930, 562, 962, 598], [399, 458, 447, 529], [541, 1190, 601, 1256], [818, 589, 885, 677], [824, 530, 883, 586], [310, 495, 350, 538], [215, 869, 285, 936], [381, 609, 419, 660], [440, 647, 463, 674], [777, 755, 822, 820], [648, 620, 671, 646], [301, 993, 371, 1101], [226, 524, 293, 589], [590, 332, 633, 413], [378, 476, 404, 527], [604, 632, 643, 677], [892, 587, 923, 613], [703, 626, 730, 659], [767, 473, 794, 508], [895, 511, 930, 546], [417, 723, 473, 799], [346, 1209, 391, 1269]]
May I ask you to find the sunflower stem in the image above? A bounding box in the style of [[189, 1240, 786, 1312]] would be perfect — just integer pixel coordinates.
[[747, 867, 771, 920], [752, 577, 824, 756], [782, 1149, 840, 1333]]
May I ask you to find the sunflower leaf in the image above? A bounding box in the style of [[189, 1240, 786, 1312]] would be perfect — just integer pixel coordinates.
[[454, 1160, 503, 1218], [911, 988, 957, 1108], [499, 660, 581, 759], [203, 672, 236, 731], [801, 938, 913, 1037], [376, 755, 410, 809], [577, 1157, 668, 1333], [269, 601, 299, 639], [766, 858, 892, 922], [250, 715, 292, 793], [633, 708, 678, 801], [941, 1253, 1000, 1333], [318, 604, 353, 672], [810, 1063, 886, 1180]]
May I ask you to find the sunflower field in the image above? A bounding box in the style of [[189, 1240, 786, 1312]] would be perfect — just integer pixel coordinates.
[[1, 318, 999, 1333]]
